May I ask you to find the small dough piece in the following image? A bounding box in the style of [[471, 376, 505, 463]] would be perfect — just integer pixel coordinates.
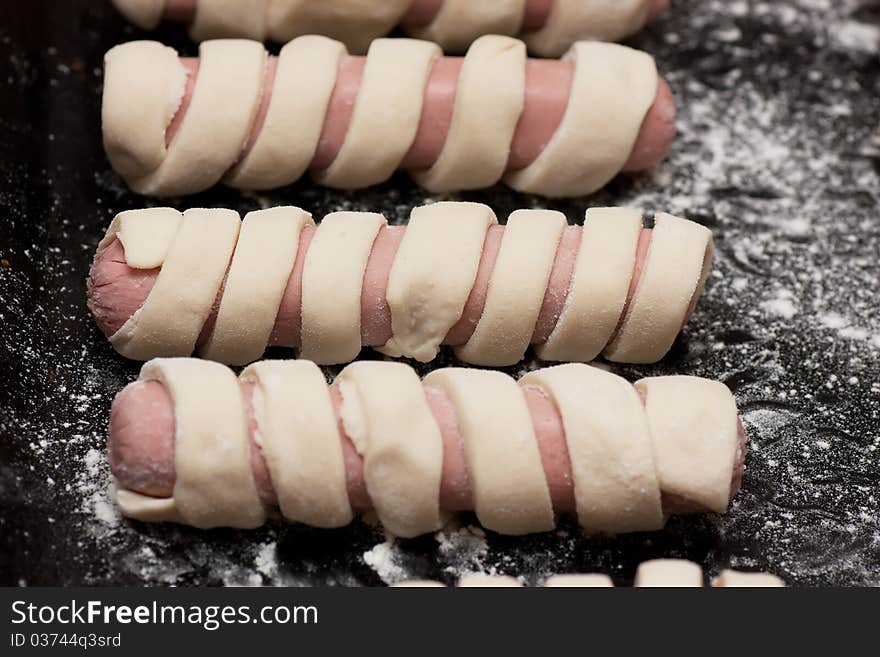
[[381, 202, 496, 362], [102, 41, 187, 181], [337, 362, 445, 538], [524, 0, 652, 57], [504, 42, 657, 198], [634, 376, 739, 513], [544, 574, 614, 587], [201, 207, 313, 365], [241, 360, 352, 528], [712, 570, 786, 588], [300, 212, 385, 365], [456, 209, 565, 366], [605, 213, 713, 362], [458, 574, 523, 588], [313, 39, 440, 189], [111, 0, 164, 29], [267, 0, 412, 54], [408, 0, 527, 53], [536, 207, 642, 363], [392, 580, 446, 588], [424, 369, 554, 535], [520, 364, 663, 534], [412, 35, 525, 192], [98, 206, 182, 269], [143, 358, 265, 529], [634, 559, 703, 587], [225, 36, 346, 190], [110, 209, 240, 360], [131, 40, 266, 196]]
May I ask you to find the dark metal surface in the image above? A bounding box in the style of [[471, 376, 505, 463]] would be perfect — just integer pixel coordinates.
[[1, 0, 878, 587]]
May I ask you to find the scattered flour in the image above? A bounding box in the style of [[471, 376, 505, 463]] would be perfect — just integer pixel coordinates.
[[255, 541, 278, 579], [362, 542, 410, 585], [362, 525, 495, 585], [761, 289, 799, 319], [829, 20, 880, 52]]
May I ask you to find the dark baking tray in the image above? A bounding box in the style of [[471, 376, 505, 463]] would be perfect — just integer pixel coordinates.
[[1, 0, 878, 586]]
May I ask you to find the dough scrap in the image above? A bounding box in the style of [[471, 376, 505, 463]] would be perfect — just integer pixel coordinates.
[[99, 206, 182, 269], [634, 559, 704, 587], [544, 574, 614, 587], [711, 570, 786, 588], [457, 574, 523, 588], [391, 580, 447, 588]]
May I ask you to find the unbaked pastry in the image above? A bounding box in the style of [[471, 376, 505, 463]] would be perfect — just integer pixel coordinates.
[[113, 359, 741, 537], [112, 0, 657, 56], [102, 37, 657, 197], [93, 203, 713, 367], [634, 559, 704, 587], [117, 358, 266, 529]]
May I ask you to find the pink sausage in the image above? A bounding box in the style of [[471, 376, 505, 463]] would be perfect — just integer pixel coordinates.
[[165, 54, 676, 177], [107, 374, 746, 516], [88, 224, 706, 351], [162, 0, 671, 40]]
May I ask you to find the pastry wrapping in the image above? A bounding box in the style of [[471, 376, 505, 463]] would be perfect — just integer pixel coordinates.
[[112, 0, 659, 57], [90, 203, 713, 367], [102, 36, 659, 197], [111, 359, 743, 536]]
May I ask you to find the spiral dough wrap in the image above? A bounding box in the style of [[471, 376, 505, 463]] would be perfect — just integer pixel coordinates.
[[101, 35, 658, 197], [114, 358, 742, 537], [111, 0, 657, 56], [96, 202, 713, 367]]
